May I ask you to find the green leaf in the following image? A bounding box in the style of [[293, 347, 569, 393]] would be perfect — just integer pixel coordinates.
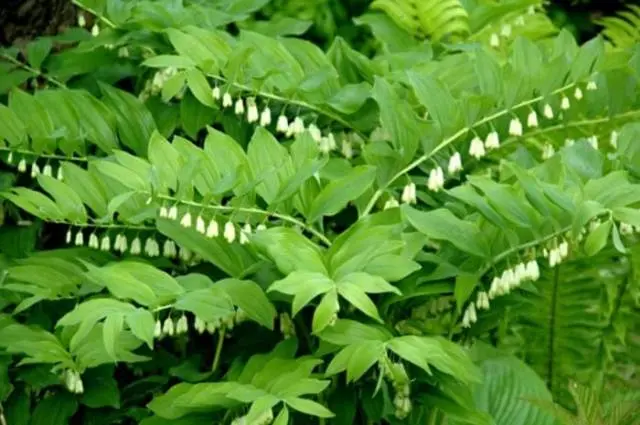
[[338, 272, 401, 295], [37, 175, 87, 222], [26, 38, 53, 70], [180, 92, 216, 138], [60, 163, 109, 217], [402, 206, 489, 258], [346, 340, 385, 382], [143, 55, 196, 69], [215, 279, 277, 329], [9, 89, 54, 143], [308, 165, 376, 222], [273, 406, 289, 425], [126, 308, 155, 349], [174, 287, 235, 322], [30, 392, 77, 425], [454, 274, 478, 313], [408, 71, 460, 136], [86, 266, 158, 306], [584, 220, 612, 256], [337, 283, 382, 323], [470, 343, 555, 425], [247, 127, 292, 204], [80, 366, 120, 408], [186, 69, 215, 107], [284, 397, 334, 418], [312, 289, 339, 334], [167, 28, 219, 71], [99, 83, 156, 156], [148, 131, 182, 192], [269, 271, 334, 317], [318, 319, 391, 346], [65, 90, 118, 153], [251, 228, 327, 275], [103, 312, 124, 361], [613, 207, 640, 227]]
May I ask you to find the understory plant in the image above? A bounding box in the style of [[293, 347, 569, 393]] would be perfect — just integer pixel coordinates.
[[0, 0, 639, 424]]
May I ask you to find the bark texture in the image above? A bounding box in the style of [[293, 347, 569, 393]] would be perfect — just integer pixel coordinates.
[[0, 0, 76, 45]]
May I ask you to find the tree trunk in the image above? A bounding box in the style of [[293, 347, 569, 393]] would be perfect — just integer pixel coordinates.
[[0, 0, 76, 46]]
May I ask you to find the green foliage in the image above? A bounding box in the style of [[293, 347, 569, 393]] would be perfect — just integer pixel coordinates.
[[596, 5, 640, 49], [0, 0, 638, 424]]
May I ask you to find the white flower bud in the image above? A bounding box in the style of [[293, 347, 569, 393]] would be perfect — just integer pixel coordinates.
[[168, 205, 178, 220], [176, 315, 188, 334], [195, 215, 206, 234], [484, 131, 500, 150], [542, 143, 555, 159], [384, 198, 400, 210], [18, 158, 27, 173], [163, 239, 177, 258], [560, 96, 570, 110], [476, 291, 490, 310], [239, 223, 252, 245], [574, 87, 583, 100], [65, 229, 72, 244], [515, 15, 525, 26], [500, 24, 512, 38], [212, 86, 221, 100], [276, 115, 289, 133], [30, 163, 40, 178], [490, 33, 500, 48], [89, 233, 99, 249], [565, 138, 575, 147], [508, 118, 523, 136], [586, 81, 597, 91], [400, 182, 417, 204], [91, 23, 100, 37], [341, 138, 353, 158], [527, 110, 538, 128], [259, 107, 272, 126], [246, 98, 259, 123], [558, 240, 569, 258], [206, 321, 218, 334], [234, 98, 245, 115], [74, 230, 84, 246], [610, 130, 619, 149], [489, 277, 500, 299], [154, 320, 162, 338], [291, 117, 305, 134], [57, 166, 63, 181], [74, 374, 84, 394], [514, 262, 527, 285], [469, 136, 486, 158], [222, 92, 233, 107], [206, 219, 219, 238], [620, 222, 634, 235], [144, 237, 160, 257], [6, 151, 13, 164], [447, 152, 463, 174], [308, 124, 322, 142], [427, 167, 445, 192], [159, 206, 168, 218], [543, 103, 554, 119], [256, 223, 267, 231], [77, 14, 86, 28], [130, 237, 142, 255], [525, 259, 540, 281], [319, 137, 332, 154], [194, 317, 206, 334], [162, 317, 175, 337], [588, 135, 598, 150], [179, 246, 192, 262], [43, 164, 53, 177], [224, 221, 236, 243], [180, 212, 192, 228]]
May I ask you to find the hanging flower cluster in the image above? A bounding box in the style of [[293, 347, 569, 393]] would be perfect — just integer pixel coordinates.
[[488, 5, 535, 48], [543, 238, 570, 267], [380, 361, 412, 419], [160, 204, 267, 245], [146, 67, 179, 96], [154, 309, 248, 340], [64, 369, 84, 394], [9, 154, 64, 180]]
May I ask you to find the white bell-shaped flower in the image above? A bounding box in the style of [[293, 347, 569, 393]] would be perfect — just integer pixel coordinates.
[[176, 315, 189, 334], [91, 23, 100, 37], [195, 215, 206, 234], [620, 222, 634, 235], [543, 103, 554, 119], [163, 240, 177, 258], [610, 130, 619, 149], [508, 118, 523, 136], [588, 135, 598, 150], [260, 106, 272, 126], [560, 96, 570, 110], [307, 124, 322, 142], [400, 182, 417, 204], [74, 230, 84, 246], [527, 110, 538, 128], [234, 98, 245, 115], [292, 117, 305, 134], [246, 98, 259, 123], [168, 205, 178, 220], [276, 115, 289, 133], [130, 237, 142, 255], [78, 13, 86, 28], [447, 152, 463, 174], [490, 33, 500, 48], [162, 317, 175, 337], [100, 235, 110, 251], [586, 80, 597, 91], [542, 143, 555, 159], [484, 131, 500, 150], [180, 212, 192, 228], [574, 87, 583, 100], [154, 320, 163, 338], [43, 164, 52, 177], [384, 198, 400, 210], [224, 221, 236, 243], [469, 137, 486, 158], [88, 233, 99, 249], [525, 259, 540, 280], [222, 92, 233, 107], [500, 24, 512, 38], [256, 223, 267, 231], [427, 167, 445, 192], [206, 219, 219, 238], [65, 229, 72, 244], [212, 86, 221, 100]]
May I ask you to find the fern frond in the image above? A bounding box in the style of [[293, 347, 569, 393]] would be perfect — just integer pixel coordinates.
[[371, 0, 469, 41], [596, 5, 640, 49]]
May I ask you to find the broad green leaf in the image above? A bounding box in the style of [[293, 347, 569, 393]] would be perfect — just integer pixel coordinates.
[[247, 127, 292, 204], [338, 272, 401, 295], [584, 220, 612, 256], [408, 71, 460, 136], [80, 366, 120, 408], [268, 271, 334, 317], [612, 207, 640, 227], [65, 90, 118, 153], [3, 188, 64, 220], [308, 165, 376, 222], [9, 89, 54, 143], [180, 91, 216, 138], [337, 283, 382, 323], [273, 406, 289, 425], [103, 313, 124, 361], [87, 266, 157, 306], [346, 340, 385, 382], [99, 83, 156, 156], [174, 287, 235, 322], [284, 397, 334, 418], [106, 262, 185, 302], [318, 319, 391, 346], [60, 163, 109, 217], [470, 343, 555, 425], [37, 175, 87, 222], [251, 228, 327, 275], [186, 69, 215, 107], [215, 279, 277, 329], [26, 38, 52, 69], [93, 161, 149, 192], [454, 274, 478, 313], [30, 392, 77, 425], [402, 206, 489, 258], [312, 289, 339, 334], [362, 254, 420, 282], [126, 308, 155, 349], [167, 28, 218, 71], [387, 337, 431, 373], [148, 131, 182, 192], [0, 104, 27, 146], [143, 55, 196, 69]]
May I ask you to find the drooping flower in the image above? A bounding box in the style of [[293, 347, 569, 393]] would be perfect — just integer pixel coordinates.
[[222, 92, 233, 107], [212, 86, 221, 100], [476, 291, 490, 310], [560, 96, 570, 110], [17, 159, 27, 173], [74, 230, 84, 246], [206, 219, 219, 238], [162, 317, 175, 337], [154, 320, 162, 338], [256, 223, 267, 231], [469, 136, 486, 158], [384, 198, 400, 210], [525, 259, 540, 281], [508, 118, 523, 136], [77, 13, 86, 28], [542, 143, 555, 159], [56, 166, 63, 181], [176, 315, 188, 334], [276, 115, 289, 133], [246, 98, 259, 123], [239, 223, 251, 245], [234, 98, 245, 115], [490, 33, 500, 48], [91, 23, 100, 37], [65, 229, 72, 244], [527, 110, 538, 128], [447, 152, 463, 174], [400, 182, 417, 204], [180, 212, 192, 228], [610, 130, 619, 149], [168, 205, 178, 220], [159, 205, 168, 218], [260, 106, 272, 126], [6, 152, 13, 164], [43, 164, 53, 177], [88, 233, 99, 249], [195, 215, 206, 234], [427, 167, 445, 192], [224, 221, 236, 243], [144, 237, 160, 257], [291, 117, 305, 135], [574, 87, 583, 100], [586, 80, 597, 91], [543, 103, 554, 119], [194, 316, 206, 334], [30, 163, 40, 178], [484, 131, 500, 150], [163, 240, 177, 258], [307, 124, 322, 142], [341, 138, 353, 158], [130, 237, 142, 255], [588, 135, 598, 150], [500, 24, 512, 38], [620, 222, 634, 235]]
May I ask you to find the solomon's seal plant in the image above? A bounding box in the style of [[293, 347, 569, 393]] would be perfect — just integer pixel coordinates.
[[0, 0, 638, 424]]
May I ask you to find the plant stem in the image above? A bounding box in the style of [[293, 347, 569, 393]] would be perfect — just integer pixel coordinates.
[[0, 53, 66, 88], [212, 327, 226, 373], [547, 265, 561, 392]]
